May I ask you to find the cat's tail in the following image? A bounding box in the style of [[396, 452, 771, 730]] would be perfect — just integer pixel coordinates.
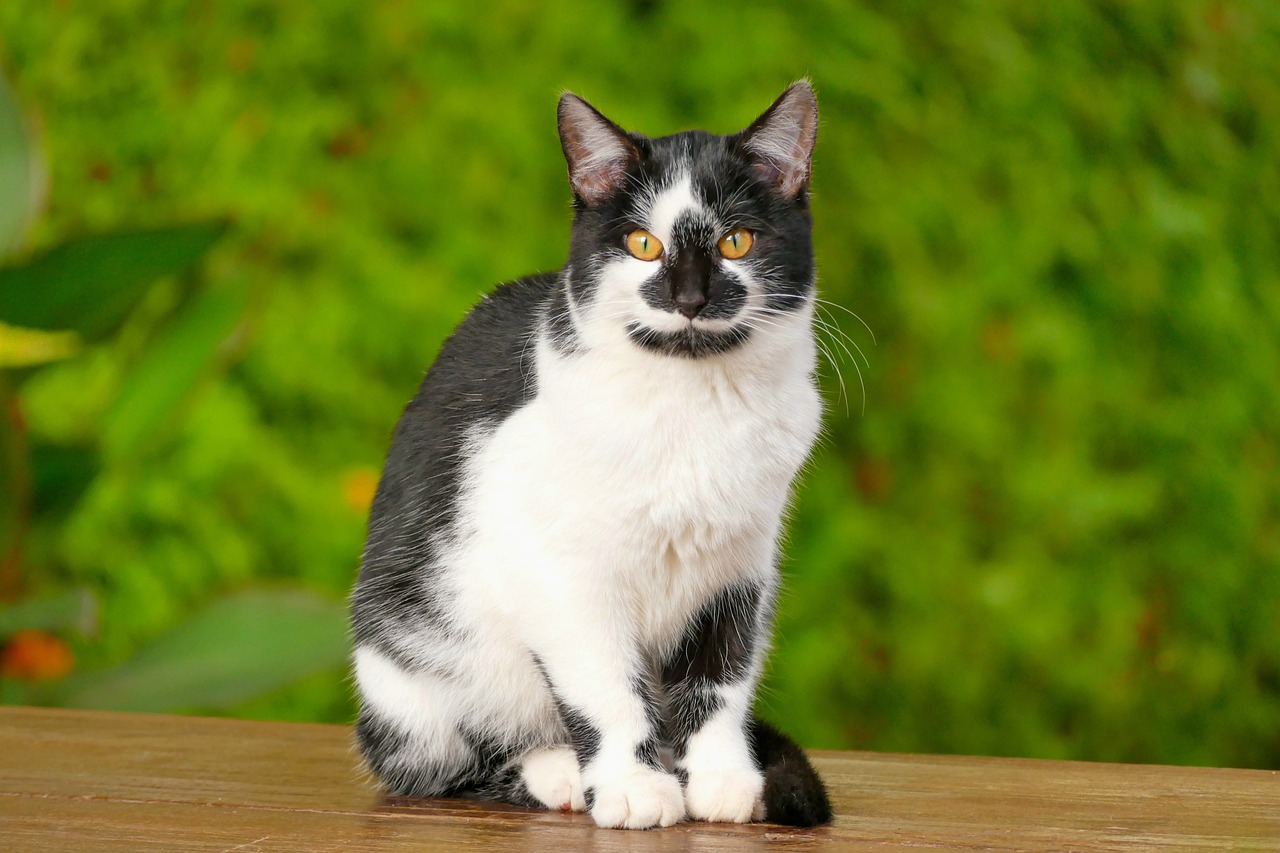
[[748, 716, 834, 827]]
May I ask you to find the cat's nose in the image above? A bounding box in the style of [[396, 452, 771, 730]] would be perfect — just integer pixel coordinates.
[[669, 252, 711, 318], [674, 288, 707, 318]]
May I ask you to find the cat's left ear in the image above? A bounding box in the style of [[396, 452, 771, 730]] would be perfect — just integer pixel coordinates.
[[558, 93, 640, 207], [738, 80, 819, 200]]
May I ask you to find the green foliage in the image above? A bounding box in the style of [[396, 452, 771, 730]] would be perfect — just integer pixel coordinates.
[[0, 222, 227, 339], [0, 0, 1277, 767], [59, 588, 349, 713], [0, 70, 38, 252], [0, 588, 93, 635]]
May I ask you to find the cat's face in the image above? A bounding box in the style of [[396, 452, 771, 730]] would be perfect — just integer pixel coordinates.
[[555, 83, 818, 359]]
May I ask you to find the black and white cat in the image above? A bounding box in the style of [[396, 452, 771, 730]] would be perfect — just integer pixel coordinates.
[[351, 81, 832, 830]]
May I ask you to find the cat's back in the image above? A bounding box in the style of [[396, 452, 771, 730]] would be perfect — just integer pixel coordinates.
[[355, 272, 558, 619], [416, 272, 559, 409], [384, 272, 559, 455]]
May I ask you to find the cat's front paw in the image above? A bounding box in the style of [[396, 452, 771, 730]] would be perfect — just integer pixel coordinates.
[[586, 766, 685, 829], [520, 746, 586, 812], [684, 766, 765, 824]]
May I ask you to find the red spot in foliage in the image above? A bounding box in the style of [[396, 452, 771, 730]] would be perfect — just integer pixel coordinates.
[[981, 318, 1016, 362], [1206, 4, 1234, 33], [328, 128, 369, 159], [1, 630, 74, 681], [854, 457, 893, 503], [226, 39, 258, 73]]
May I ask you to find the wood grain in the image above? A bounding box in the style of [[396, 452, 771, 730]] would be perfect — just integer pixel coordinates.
[[0, 706, 1275, 851]]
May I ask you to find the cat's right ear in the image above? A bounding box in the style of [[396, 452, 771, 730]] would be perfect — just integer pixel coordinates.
[[558, 93, 639, 207]]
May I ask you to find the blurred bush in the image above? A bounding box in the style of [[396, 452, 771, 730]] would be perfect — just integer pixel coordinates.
[[0, 1, 1276, 767], [0, 65, 349, 716]]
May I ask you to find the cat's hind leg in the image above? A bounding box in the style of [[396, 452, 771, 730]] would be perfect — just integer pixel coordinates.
[[475, 745, 586, 812], [356, 644, 586, 812], [516, 745, 587, 811], [354, 645, 482, 797]]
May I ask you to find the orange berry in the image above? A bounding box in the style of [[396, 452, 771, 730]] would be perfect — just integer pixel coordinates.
[[342, 468, 380, 513], [1, 630, 74, 681]]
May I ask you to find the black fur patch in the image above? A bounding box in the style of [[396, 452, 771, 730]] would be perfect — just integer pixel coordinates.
[[469, 764, 542, 809], [634, 735, 662, 770], [749, 717, 833, 827], [661, 582, 766, 757], [351, 274, 555, 658], [633, 674, 664, 769], [555, 699, 603, 770], [662, 686, 722, 762], [663, 582, 763, 686], [356, 710, 470, 798], [626, 321, 751, 358], [357, 708, 549, 807]]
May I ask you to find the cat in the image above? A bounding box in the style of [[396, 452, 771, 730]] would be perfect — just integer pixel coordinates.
[[350, 80, 833, 830]]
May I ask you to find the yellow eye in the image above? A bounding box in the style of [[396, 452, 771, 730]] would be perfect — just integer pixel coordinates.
[[626, 229, 664, 261], [718, 229, 753, 259]]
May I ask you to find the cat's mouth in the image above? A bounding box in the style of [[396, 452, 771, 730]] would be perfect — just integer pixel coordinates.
[[625, 320, 750, 358]]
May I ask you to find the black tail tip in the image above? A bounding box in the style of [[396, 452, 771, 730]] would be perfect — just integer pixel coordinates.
[[749, 717, 834, 827], [763, 758, 834, 826]]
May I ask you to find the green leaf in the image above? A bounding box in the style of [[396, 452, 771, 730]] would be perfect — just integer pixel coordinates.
[[0, 71, 42, 255], [101, 286, 247, 460], [0, 588, 96, 636], [0, 220, 229, 339], [0, 322, 79, 368], [59, 588, 349, 713], [0, 380, 27, 589], [30, 442, 98, 516]]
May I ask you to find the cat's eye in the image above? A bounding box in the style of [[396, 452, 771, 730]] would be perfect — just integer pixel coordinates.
[[718, 229, 754, 259], [626, 230, 664, 261]]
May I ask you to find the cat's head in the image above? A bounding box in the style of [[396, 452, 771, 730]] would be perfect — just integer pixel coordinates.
[[554, 82, 818, 360]]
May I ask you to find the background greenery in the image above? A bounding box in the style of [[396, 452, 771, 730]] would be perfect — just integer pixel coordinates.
[[1, 0, 1277, 770]]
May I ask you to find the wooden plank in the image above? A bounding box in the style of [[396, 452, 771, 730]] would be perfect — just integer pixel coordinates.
[[0, 706, 1276, 852]]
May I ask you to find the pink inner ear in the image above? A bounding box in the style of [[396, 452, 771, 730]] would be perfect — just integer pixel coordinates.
[[750, 158, 788, 193], [559, 96, 637, 205], [572, 165, 627, 204], [747, 122, 814, 197], [743, 83, 818, 199]]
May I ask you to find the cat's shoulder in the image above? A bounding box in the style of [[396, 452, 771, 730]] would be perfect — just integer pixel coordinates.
[[405, 271, 560, 419], [449, 272, 560, 342], [424, 272, 554, 371]]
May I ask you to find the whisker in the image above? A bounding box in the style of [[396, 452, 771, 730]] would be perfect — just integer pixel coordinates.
[[752, 304, 864, 415], [815, 304, 871, 369], [815, 297, 877, 345]]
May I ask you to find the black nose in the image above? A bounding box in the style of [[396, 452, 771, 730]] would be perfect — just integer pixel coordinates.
[[674, 288, 707, 318], [669, 250, 712, 319]]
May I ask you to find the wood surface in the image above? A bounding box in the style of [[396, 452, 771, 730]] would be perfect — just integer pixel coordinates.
[[0, 705, 1275, 852]]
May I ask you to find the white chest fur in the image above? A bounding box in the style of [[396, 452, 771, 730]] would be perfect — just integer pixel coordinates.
[[454, 322, 821, 651]]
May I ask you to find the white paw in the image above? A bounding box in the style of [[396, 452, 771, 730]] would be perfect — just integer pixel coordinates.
[[521, 746, 586, 812], [684, 766, 764, 823], [588, 766, 685, 829]]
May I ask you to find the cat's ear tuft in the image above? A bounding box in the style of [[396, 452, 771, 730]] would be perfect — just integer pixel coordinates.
[[558, 93, 639, 207], [739, 80, 819, 200]]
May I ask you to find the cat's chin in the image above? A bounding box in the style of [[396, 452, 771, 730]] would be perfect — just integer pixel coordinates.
[[625, 321, 750, 358]]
